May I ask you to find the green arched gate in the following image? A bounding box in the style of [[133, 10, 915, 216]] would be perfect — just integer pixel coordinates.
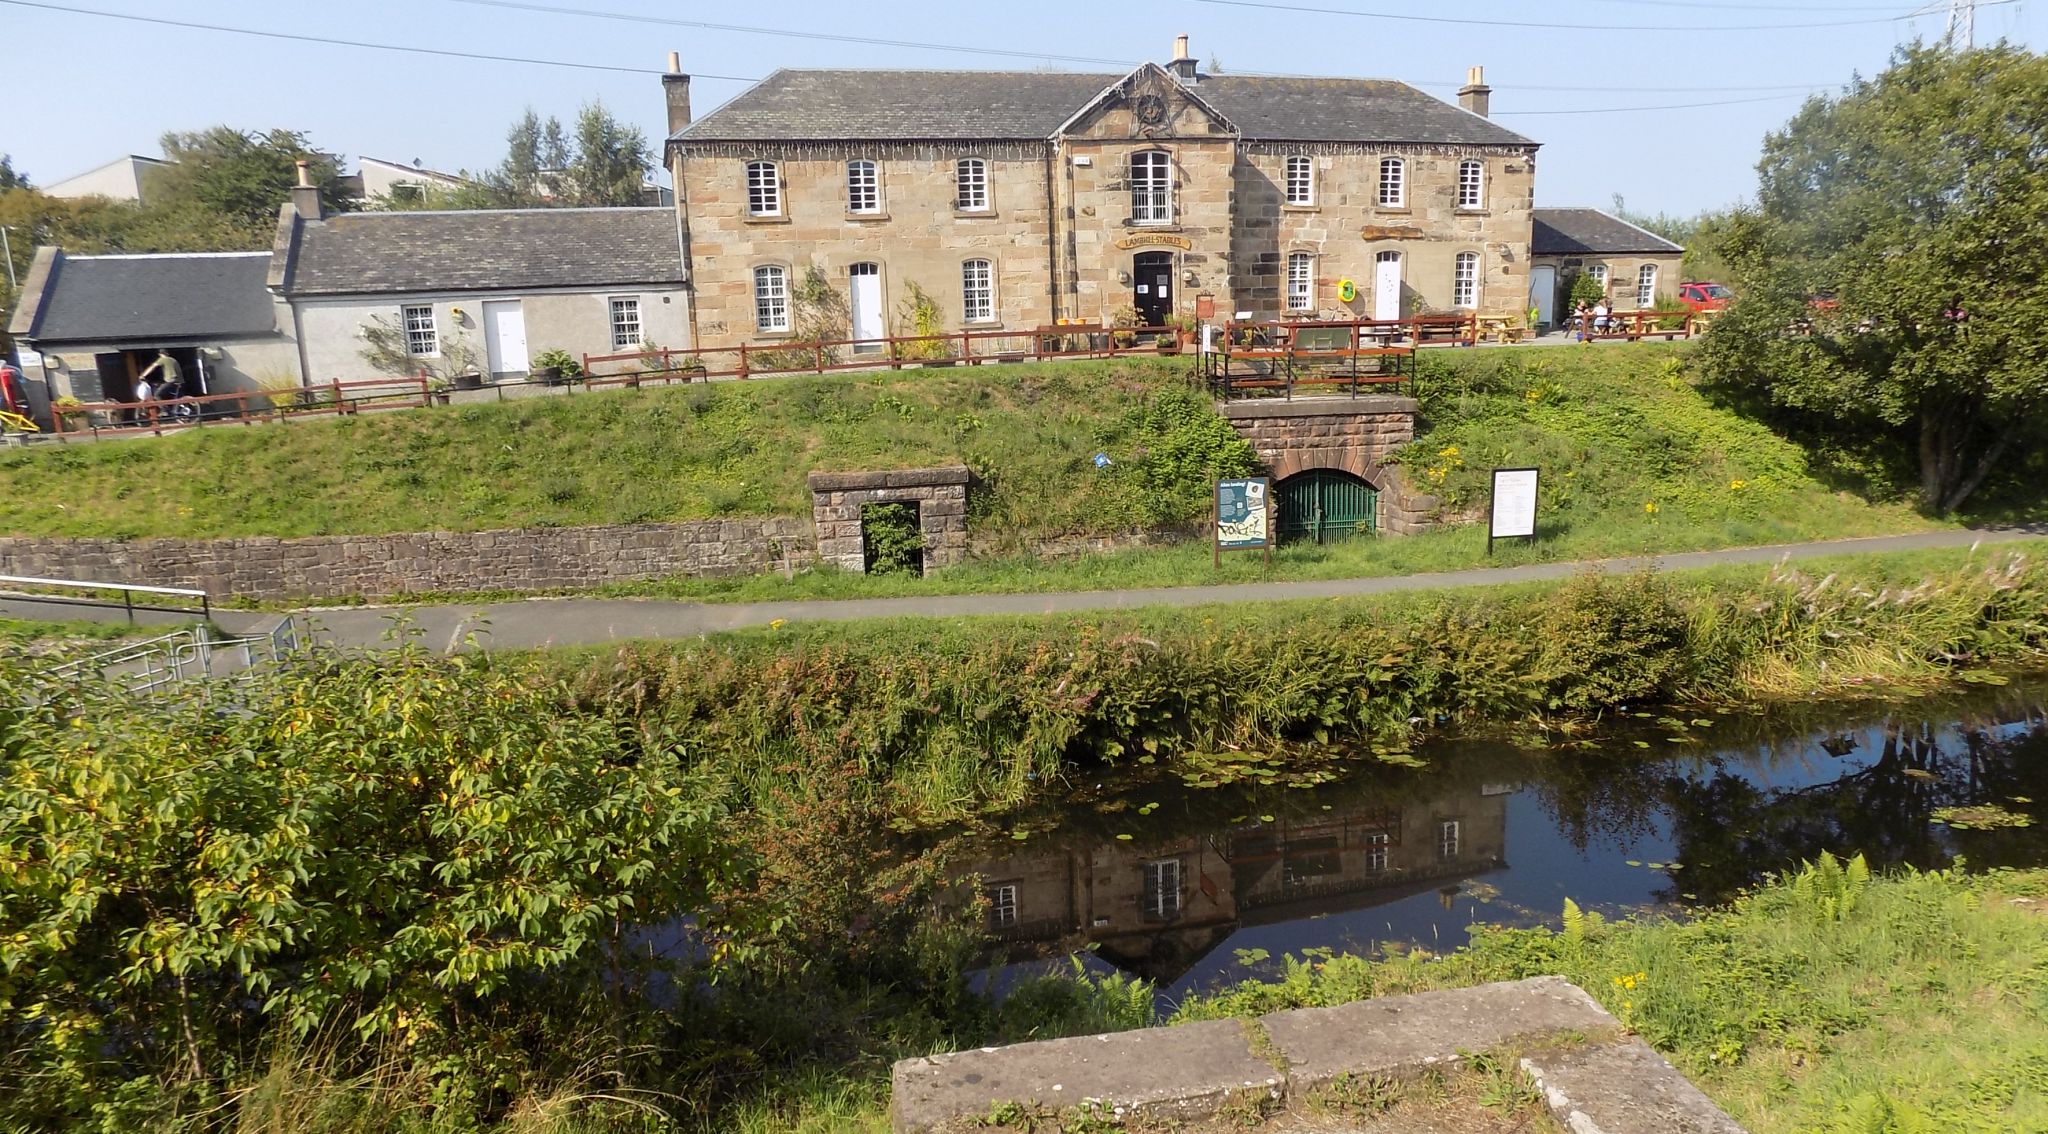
[[1276, 469, 1377, 543]]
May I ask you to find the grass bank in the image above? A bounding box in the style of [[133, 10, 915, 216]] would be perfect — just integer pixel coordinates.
[[4, 347, 1943, 572], [564, 542, 2048, 823], [731, 862, 2048, 1134]]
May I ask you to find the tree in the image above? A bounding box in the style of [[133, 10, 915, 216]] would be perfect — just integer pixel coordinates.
[[417, 101, 651, 210], [0, 155, 27, 192], [147, 127, 351, 247], [1698, 44, 2048, 514], [1610, 194, 1736, 282]]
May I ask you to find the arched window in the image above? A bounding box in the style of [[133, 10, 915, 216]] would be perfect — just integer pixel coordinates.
[[845, 160, 879, 213], [745, 160, 780, 216], [1452, 251, 1479, 309], [753, 265, 789, 332], [1377, 157, 1405, 207], [955, 158, 988, 211], [1130, 150, 1173, 225], [1284, 155, 1313, 206], [1637, 263, 1659, 307], [1457, 160, 1484, 209], [961, 258, 995, 322], [1285, 251, 1314, 312]]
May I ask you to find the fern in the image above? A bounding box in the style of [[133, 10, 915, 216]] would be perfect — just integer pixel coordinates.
[[1562, 898, 1585, 946]]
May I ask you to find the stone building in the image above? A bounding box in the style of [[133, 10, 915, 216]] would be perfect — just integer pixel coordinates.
[[663, 42, 1540, 350], [1527, 207, 1685, 325]]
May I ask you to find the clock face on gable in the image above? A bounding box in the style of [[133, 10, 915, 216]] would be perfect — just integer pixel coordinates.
[[1133, 94, 1168, 127]]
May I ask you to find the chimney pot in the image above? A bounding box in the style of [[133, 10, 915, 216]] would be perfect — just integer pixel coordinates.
[[294, 159, 312, 188], [290, 160, 323, 220], [667, 51, 681, 73], [1457, 64, 1492, 118], [1168, 33, 1198, 81]]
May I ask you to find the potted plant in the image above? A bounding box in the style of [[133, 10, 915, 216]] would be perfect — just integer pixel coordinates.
[[359, 313, 482, 393], [52, 396, 87, 431], [1109, 303, 1140, 349], [531, 348, 582, 387]]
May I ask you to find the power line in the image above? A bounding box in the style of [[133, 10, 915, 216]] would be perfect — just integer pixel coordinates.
[[436, 0, 1146, 69], [0, 0, 755, 79], [0, 0, 1855, 113], [1192, 0, 2015, 31]]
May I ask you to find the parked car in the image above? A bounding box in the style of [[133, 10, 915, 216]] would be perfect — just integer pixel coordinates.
[[1677, 281, 1734, 313]]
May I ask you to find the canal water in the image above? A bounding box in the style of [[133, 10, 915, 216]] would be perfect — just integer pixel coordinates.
[[958, 677, 2048, 1005]]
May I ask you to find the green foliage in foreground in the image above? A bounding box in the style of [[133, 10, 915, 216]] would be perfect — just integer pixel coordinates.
[[572, 548, 2048, 822], [1172, 859, 2048, 1134], [0, 360, 1248, 541]]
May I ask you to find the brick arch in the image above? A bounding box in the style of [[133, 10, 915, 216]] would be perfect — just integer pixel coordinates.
[[1266, 448, 1385, 488]]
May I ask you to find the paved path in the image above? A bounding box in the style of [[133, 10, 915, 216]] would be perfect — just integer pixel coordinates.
[[199, 527, 2041, 653]]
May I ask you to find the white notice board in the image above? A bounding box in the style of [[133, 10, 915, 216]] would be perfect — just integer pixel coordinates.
[[1489, 467, 1540, 548]]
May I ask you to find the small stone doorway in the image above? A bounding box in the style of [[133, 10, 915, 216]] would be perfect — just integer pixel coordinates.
[[1133, 250, 1174, 326], [1277, 468, 1377, 543]]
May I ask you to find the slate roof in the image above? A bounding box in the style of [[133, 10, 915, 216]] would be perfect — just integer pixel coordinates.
[[23, 252, 276, 343], [675, 68, 1536, 147], [1531, 208, 1683, 256], [281, 208, 686, 296]]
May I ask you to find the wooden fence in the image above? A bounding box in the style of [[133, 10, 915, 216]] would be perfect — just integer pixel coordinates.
[[578, 324, 1189, 385], [49, 377, 434, 441]]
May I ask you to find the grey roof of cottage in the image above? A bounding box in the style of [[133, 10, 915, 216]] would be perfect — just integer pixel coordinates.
[[24, 252, 276, 343], [674, 68, 1536, 147], [1531, 208, 1684, 256], [281, 207, 686, 296]]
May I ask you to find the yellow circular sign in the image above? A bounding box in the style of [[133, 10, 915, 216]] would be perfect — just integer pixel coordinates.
[[1336, 278, 1358, 303]]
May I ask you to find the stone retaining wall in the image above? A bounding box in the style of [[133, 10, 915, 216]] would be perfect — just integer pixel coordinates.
[[809, 466, 972, 576], [1221, 396, 1443, 535], [0, 519, 815, 602]]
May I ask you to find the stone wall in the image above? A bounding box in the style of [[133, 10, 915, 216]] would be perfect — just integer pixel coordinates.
[[1221, 396, 1443, 535], [1530, 250, 1684, 313], [0, 518, 814, 601], [808, 465, 972, 576]]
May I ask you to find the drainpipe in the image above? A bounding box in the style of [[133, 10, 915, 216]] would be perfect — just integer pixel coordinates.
[[1043, 144, 1060, 325]]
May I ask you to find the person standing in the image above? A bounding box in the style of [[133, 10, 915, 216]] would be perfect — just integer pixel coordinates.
[[0, 358, 25, 419]]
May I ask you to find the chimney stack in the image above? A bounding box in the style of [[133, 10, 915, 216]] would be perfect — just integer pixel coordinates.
[[1168, 34, 1198, 82], [1457, 65, 1492, 118], [663, 52, 693, 136], [291, 158, 323, 220]]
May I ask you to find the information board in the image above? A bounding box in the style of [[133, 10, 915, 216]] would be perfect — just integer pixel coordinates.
[[1215, 476, 1273, 558], [1488, 467, 1540, 552]]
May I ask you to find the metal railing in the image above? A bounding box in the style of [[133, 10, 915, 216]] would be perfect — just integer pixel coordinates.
[[0, 574, 212, 623], [42, 617, 301, 698]]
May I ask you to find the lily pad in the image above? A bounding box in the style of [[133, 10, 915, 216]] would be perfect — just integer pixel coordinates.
[[1010, 831, 1030, 841], [1115, 833, 1134, 841], [1259, 814, 1276, 823], [1625, 859, 1644, 867]]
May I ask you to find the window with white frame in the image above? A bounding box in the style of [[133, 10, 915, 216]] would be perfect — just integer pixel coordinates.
[[1637, 264, 1658, 307], [1377, 157, 1405, 207], [746, 160, 780, 216], [1452, 251, 1479, 309], [1589, 264, 1609, 292], [753, 265, 790, 332], [1285, 251, 1314, 312], [1284, 155, 1313, 206], [1143, 859, 1182, 920], [1130, 150, 1173, 225], [401, 304, 437, 357], [985, 884, 1018, 928], [608, 296, 641, 350], [1457, 159, 1484, 209], [955, 158, 988, 211], [961, 258, 994, 323], [1366, 832, 1390, 874], [845, 160, 879, 214], [1437, 820, 1461, 861]]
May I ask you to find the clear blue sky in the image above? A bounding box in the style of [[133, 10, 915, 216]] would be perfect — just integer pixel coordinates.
[[3, 0, 2039, 216]]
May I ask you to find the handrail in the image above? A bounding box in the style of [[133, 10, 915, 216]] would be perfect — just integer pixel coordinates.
[[0, 574, 211, 622]]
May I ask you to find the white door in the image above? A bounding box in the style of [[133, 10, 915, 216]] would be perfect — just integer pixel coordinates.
[[848, 263, 883, 351], [481, 300, 527, 376], [1529, 266, 1557, 328], [1373, 253, 1402, 320]]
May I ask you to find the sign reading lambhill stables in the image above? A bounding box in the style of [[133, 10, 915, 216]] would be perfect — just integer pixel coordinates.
[[1116, 233, 1194, 250], [1215, 476, 1274, 567]]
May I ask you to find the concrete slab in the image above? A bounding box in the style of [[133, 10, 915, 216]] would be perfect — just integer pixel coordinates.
[[1258, 976, 1616, 1101], [890, 1018, 1281, 1133], [1521, 1038, 1748, 1134]]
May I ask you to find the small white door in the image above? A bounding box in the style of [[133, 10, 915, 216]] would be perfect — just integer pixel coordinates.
[[481, 300, 527, 376], [1529, 266, 1557, 327], [849, 263, 883, 351], [1373, 252, 1402, 320]]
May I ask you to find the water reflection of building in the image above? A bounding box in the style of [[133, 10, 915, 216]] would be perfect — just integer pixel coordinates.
[[962, 785, 1509, 984]]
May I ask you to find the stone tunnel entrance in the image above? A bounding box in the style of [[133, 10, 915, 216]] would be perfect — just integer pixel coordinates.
[[1220, 396, 1439, 536], [1276, 468, 1377, 543]]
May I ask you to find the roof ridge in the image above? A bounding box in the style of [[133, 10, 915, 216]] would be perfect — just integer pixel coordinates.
[[68, 251, 271, 260], [330, 206, 671, 218]]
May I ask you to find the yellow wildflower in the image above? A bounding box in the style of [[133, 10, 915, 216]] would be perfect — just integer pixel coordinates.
[[769, 618, 787, 630], [1729, 479, 1748, 490], [1644, 501, 1659, 515]]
